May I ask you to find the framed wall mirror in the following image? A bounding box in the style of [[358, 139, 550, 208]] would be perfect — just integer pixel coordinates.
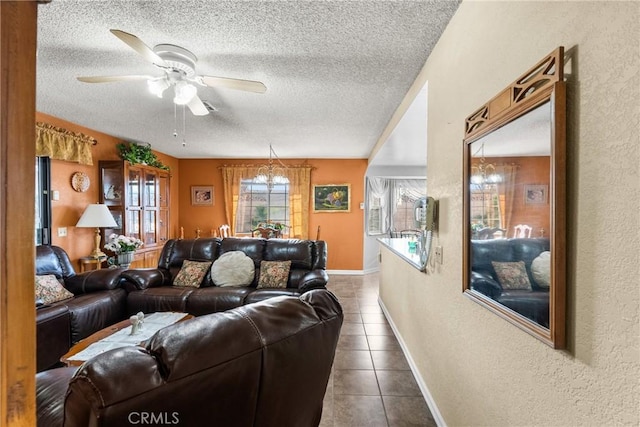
[[462, 47, 566, 348]]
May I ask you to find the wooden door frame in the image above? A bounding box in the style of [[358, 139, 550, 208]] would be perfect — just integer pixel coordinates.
[[0, 2, 38, 426]]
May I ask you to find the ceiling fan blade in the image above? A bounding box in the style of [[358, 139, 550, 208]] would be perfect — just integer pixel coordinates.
[[77, 75, 154, 83], [201, 76, 267, 94], [187, 95, 210, 116], [110, 29, 167, 67]]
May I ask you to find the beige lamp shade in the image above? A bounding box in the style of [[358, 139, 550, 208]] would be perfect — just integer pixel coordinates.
[[76, 204, 117, 258]]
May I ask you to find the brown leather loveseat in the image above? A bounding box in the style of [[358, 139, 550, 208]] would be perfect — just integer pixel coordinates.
[[123, 237, 329, 315], [36, 289, 343, 427], [35, 245, 127, 371]]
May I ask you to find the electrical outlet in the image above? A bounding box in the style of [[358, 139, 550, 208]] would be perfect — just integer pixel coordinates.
[[58, 227, 67, 237], [434, 246, 443, 264]]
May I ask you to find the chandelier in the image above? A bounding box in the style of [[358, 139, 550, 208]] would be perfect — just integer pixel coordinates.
[[255, 144, 289, 191], [471, 144, 501, 187]]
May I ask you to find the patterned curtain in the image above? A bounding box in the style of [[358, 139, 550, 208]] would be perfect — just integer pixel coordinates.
[[35, 122, 95, 165], [219, 164, 312, 238]]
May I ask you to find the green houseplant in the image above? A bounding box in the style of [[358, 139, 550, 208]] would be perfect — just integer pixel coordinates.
[[116, 142, 169, 170]]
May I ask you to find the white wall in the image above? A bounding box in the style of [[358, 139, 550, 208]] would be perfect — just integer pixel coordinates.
[[379, 1, 639, 425]]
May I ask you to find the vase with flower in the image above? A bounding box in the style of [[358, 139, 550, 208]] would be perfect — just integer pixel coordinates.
[[104, 234, 143, 268]]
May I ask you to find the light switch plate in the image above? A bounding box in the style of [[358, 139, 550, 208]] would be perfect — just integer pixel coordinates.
[[58, 227, 67, 237], [434, 246, 443, 264]]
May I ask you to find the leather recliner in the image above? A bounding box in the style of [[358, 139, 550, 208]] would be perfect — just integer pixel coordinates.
[[36, 289, 343, 427]]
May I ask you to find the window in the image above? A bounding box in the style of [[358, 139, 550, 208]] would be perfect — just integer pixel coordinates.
[[35, 157, 52, 245], [392, 182, 425, 231], [366, 177, 426, 236], [470, 184, 502, 230], [235, 179, 289, 233]]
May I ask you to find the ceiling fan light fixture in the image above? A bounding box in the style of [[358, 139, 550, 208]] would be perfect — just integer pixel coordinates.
[[147, 78, 170, 98], [173, 82, 197, 105]]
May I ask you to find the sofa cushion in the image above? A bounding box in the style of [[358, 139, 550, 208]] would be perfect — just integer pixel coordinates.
[[35, 274, 74, 304], [173, 260, 212, 288], [531, 251, 551, 288], [491, 261, 532, 290], [210, 251, 255, 287], [257, 261, 291, 289]]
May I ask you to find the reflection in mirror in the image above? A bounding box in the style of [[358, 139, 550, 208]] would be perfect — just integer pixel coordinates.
[[468, 101, 552, 327], [462, 47, 566, 348]]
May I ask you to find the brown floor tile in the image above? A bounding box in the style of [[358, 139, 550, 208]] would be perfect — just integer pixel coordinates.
[[359, 304, 383, 314], [383, 396, 436, 427], [370, 350, 410, 370], [337, 297, 360, 313], [367, 335, 401, 351], [332, 287, 357, 298], [361, 313, 388, 324], [343, 313, 362, 323], [334, 395, 388, 427], [334, 369, 380, 396], [340, 322, 366, 335], [364, 323, 394, 336], [358, 296, 380, 306], [376, 370, 422, 396], [334, 350, 374, 370], [337, 334, 369, 351]]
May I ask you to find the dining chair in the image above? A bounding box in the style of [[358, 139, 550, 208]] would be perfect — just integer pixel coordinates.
[[399, 229, 421, 238], [219, 224, 230, 239], [513, 224, 532, 238]]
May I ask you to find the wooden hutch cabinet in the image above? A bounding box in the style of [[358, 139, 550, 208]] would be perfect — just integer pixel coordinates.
[[99, 160, 170, 268]]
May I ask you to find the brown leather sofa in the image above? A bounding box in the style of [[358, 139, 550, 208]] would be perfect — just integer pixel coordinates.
[[35, 245, 126, 371], [36, 289, 343, 427], [122, 237, 329, 316], [36, 238, 329, 372]]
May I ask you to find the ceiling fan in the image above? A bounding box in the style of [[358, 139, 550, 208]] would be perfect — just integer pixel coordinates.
[[77, 29, 267, 116]]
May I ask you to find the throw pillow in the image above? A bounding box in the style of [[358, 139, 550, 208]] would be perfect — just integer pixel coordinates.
[[35, 274, 74, 304], [257, 260, 292, 289], [210, 251, 255, 287], [491, 261, 532, 290], [530, 251, 551, 288], [173, 260, 213, 288]]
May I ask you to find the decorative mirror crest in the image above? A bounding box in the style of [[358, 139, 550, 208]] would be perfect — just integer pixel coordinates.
[[465, 48, 564, 140], [462, 47, 566, 348]]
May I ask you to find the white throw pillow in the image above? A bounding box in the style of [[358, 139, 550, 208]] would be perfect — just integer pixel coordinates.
[[530, 251, 551, 288], [210, 251, 255, 287]]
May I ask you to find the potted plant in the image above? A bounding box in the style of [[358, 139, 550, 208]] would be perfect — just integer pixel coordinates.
[[116, 142, 169, 170]]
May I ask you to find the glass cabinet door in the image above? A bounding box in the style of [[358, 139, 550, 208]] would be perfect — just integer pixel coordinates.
[[145, 171, 157, 208], [159, 174, 169, 208], [101, 166, 124, 207], [127, 168, 142, 208]]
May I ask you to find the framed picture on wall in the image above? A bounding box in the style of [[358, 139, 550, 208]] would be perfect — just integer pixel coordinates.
[[524, 184, 548, 205], [191, 186, 214, 206], [313, 184, 350, 212]]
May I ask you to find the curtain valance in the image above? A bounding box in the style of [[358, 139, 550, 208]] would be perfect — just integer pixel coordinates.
[[35, 122, 96, 165]]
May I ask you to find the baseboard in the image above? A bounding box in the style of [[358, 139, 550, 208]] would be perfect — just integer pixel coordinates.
[[326, 270, 364, 275], [378, 298, 446, 427], [362, 267, 380, 275]]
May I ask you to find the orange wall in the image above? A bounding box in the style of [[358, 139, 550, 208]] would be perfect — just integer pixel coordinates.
[[37, 113, 180, 265], [178, 158, 367, 270], [36, 113, 365, 271]]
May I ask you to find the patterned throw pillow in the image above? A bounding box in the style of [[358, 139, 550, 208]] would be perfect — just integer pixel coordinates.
[[257, 260, 292, 289], [211, 251, 255, 287], [491, 261, 532, 290], [35, 274, 74, 304], [173, 260, 213, 288]]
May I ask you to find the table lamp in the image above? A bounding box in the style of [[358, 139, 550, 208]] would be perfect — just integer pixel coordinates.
[[76, 204, 118, 259]]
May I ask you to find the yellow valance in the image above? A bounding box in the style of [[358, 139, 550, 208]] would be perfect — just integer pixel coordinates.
[[35, 122, 96, 165]]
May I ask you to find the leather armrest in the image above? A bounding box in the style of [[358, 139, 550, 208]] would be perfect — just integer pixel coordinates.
[[121, 268, 170, 291], [298, 269, 329, 293], [64, 269, 123, 294], [470, 271, 502, 299]]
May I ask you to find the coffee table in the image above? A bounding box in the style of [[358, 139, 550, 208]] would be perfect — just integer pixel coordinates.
[[61, 312, 193, 366]]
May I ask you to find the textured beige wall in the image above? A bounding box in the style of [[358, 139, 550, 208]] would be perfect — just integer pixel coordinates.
[[379, 1, 639, 425]]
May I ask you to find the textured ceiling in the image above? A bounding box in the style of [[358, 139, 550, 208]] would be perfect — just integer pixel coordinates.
[[36, 0, 460, 160]]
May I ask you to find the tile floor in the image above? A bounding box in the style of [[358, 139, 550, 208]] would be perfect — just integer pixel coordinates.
[[319, 273, 436, 427]]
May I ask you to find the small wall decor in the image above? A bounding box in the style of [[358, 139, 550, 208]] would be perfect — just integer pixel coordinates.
[[71, 171, 90, 192], [313, 184, 350, 212], [191, 186, 214, 206], [524, 184, 548, 205]]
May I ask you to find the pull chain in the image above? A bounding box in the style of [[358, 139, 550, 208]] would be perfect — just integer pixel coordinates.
[[173, 102, 178, 138], [182, 105, 187, 147]]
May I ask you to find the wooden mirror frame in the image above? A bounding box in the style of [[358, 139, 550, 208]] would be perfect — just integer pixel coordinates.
[[462, 47, 566, 348]]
